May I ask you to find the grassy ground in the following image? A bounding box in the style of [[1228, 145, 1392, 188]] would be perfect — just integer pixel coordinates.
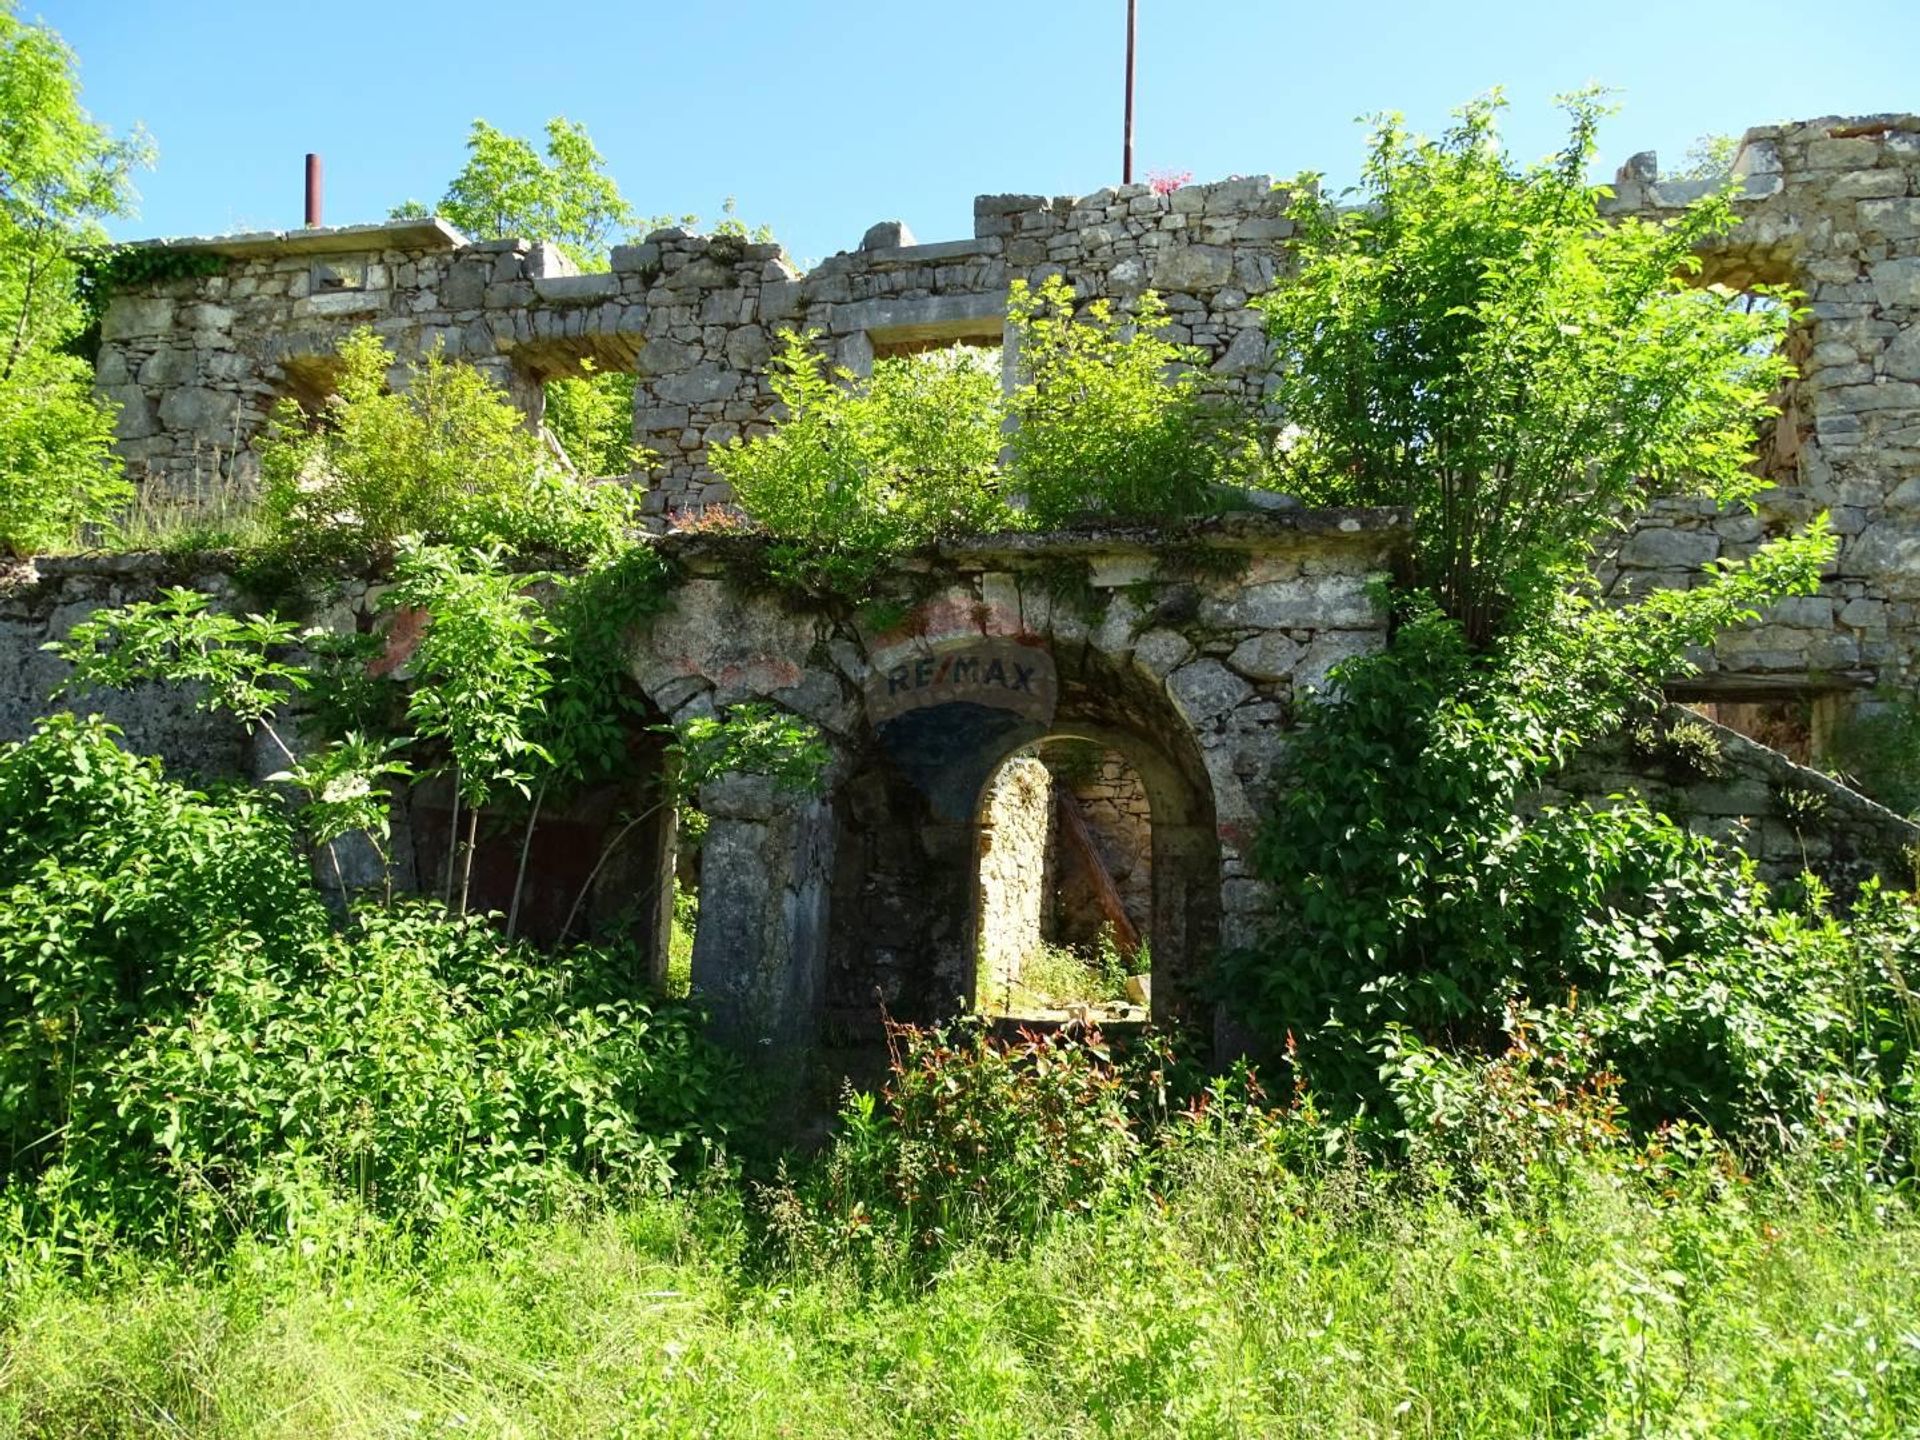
[[3, 1166, 1915, 1437], [979, 940, 1134, 1018]]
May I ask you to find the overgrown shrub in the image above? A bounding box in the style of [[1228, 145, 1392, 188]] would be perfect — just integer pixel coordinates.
[[1008, 276, 1268, 526], [1219, 524, 1920, 1172], [544, 362, 639, 477], [0, 714, 740, 1253], [256, 328, 637, 575], [1262, 91, 1793, 644], [763, 1021, 1141, 1272], [710, 333, 1010, 598], [0, 349, 127, 556]]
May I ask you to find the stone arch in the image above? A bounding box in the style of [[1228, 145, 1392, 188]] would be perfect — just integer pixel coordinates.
[[822, 634, 1220, 1037]]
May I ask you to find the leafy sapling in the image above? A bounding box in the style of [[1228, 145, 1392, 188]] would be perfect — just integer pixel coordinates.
[[381, 541, 555, 915], [46, 587, 392, 895]]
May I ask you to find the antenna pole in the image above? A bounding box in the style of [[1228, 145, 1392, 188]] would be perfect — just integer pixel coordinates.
[[1123, 0, 1138, 184]]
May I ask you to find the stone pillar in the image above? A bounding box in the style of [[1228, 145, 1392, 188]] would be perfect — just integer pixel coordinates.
[[688, 772, 833, 1052], [975, 755, 1053, 1002]]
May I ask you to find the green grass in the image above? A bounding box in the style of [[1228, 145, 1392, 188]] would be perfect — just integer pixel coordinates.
[[980, 939, 1131, 1016], [3, 1165, 1915, 1437]]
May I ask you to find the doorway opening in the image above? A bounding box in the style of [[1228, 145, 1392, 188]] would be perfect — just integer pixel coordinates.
[[974, 737, 1154, 1024]]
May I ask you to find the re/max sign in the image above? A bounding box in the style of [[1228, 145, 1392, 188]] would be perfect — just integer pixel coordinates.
[[865, 640, 1057, 725]]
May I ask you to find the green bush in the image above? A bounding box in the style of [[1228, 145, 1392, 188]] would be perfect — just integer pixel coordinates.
[[1263, 92, 1793, 644], [1008, 276, 1268, 526], [710, 333, 1011, 598], [763, 1021, 1141, 1272], [544, 364, 639, 477], [1218, 524, 1920, 1171], [0, 349, 128, 556], [0, 714, 739, 1253], [256, 328, 637, 574]]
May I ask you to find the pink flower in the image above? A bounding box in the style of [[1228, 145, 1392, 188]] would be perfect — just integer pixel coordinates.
[[1148, 169, 1192, 196]]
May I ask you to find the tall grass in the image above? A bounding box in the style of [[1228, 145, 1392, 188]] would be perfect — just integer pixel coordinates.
[[1, 1160, 1914, 1437]]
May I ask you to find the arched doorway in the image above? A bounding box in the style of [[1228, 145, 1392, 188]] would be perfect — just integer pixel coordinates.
[[822, 637, 1220, 1036]]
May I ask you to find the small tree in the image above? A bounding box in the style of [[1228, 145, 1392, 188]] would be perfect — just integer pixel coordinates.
[[710, 332, 1009, 597], [0, 4, 151, 554], [389, 116, 662, 477], [383, 543, 554, 915], [403, 117, 635, 270], [1262, 91, 1792, 644]]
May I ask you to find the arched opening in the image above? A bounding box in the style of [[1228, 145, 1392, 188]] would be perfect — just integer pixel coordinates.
[[822, 638, 1220, 1039], [974, 737, 1154, 1023]]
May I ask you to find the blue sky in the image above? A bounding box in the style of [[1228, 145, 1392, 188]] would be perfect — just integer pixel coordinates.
[[41, 0, 1920, 268]]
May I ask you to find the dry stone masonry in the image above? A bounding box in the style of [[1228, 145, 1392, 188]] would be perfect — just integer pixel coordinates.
[[93, 113, 1920, 719], [12, 111, 1915, 1053]]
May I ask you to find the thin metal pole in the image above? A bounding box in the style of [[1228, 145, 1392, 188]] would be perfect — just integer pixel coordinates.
[[1122, 0, 1137, 184]]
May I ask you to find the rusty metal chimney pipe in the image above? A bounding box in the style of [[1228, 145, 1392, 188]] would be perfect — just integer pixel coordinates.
[[304, 153, 323, 228]]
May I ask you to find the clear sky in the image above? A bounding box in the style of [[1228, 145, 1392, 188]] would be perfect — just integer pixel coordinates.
[[39, 0, 1920, 268]]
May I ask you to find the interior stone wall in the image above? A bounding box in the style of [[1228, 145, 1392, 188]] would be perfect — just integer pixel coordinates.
[[1044, 741, 1153, 949]]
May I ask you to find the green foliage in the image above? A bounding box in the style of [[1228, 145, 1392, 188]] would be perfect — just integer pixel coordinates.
[[665, 701, 831, 798], [710, 332, 1011, 599], [537, 542, 677, 789], [1825, 690, 1920, 818], [1262, 91, 1793, 642], [543, 361, 639, 477], [0, 4, 151, 556], [50, 586, 308, 731], [383, 543, 552, 815], [764, 1022, 1141, 1272], [4, 1164, 1919, 1436], [0, 714, 739, 1253], [712, 281, 1274, 595], [407, 117, 634, 270], [1008, 276, 1268, 526], [979, 939, 1130, 1016], [256, 328, 636, 574], [1669, 132, 1740, 182], [0, 346, 128, 554], [1630, 711, 1729, 779], [1218, 525, 1920, 1160]]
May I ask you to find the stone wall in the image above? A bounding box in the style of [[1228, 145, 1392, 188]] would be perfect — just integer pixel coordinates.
[[0, 553, 261, 779], [92, 113, 1920, 711], [1044, 741, 1153, 948], [0, 509, 1405, 1045], [1548, 705, 1919, 895], [7, 503, 1916, 1050], [1595, 116, 1920, 704]]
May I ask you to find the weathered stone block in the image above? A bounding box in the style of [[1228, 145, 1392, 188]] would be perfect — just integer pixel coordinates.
[[1166, 659, 1254, 725]]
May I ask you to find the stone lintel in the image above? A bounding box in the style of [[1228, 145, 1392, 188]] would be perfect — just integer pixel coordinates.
[[860, 237, 1003, 267], [829, 291, 1007, 342], [112, 217, 469, 259]]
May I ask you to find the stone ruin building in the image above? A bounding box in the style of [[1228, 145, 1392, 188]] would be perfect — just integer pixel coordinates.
[[2, 112, 1918, 1054]]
